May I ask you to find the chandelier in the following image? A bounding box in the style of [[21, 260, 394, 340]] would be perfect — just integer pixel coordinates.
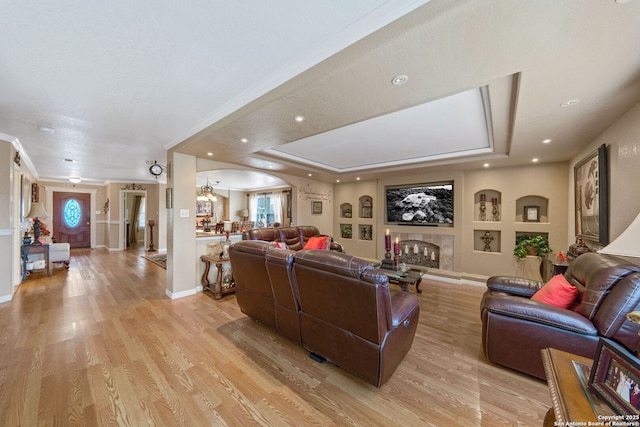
[[197, 179, 219, 201]]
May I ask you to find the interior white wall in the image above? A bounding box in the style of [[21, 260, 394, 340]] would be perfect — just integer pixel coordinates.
[[166, 152, 197, 298]]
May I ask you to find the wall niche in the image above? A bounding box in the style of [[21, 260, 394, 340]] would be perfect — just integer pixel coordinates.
[[340, 203, 352, 218], [359, 196, 373, 219], [474, 190, 501, 222], [515, 196, 549, 223]]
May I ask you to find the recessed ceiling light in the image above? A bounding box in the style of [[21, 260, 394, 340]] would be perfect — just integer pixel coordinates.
[[69, 177, 82, 183], [307, 173, 312, 177], [391, 75, 409, 86], [268, 165, 273, 169], [240, 138, 248, 143], [39, 125, 55, 134], [532, 158, 539, 163], [483, 163, 490, 168], [561, 99, 580, 107], [356, 177, 360, 181], [294, 115, 305, 122], [336, 179, 340, 183], [207, 152, 213, 156], [542, 139, 552, 144]]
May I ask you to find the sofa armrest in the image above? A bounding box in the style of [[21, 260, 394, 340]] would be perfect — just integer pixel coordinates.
[[389, 292, 420, 328], [482, 293, 597, 335], [329, 241, 344, 252], [486, 275, 544, 298]]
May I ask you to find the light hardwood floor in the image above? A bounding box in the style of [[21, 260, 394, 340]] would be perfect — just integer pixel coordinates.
[[0, 248, 550, 426]]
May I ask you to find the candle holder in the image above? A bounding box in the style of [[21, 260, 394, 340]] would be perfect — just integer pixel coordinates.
[[479, 193, 487, 221], [381, 232, 394, 269], [394, 253, 401, 271]]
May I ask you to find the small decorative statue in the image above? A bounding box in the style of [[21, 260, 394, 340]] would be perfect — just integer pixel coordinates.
[[481, 231, 494, 252], [479, 194, 487, 221]]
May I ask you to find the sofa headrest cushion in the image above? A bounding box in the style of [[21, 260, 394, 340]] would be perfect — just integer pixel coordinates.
[[303, 236, 330, 250], [531, 274, 578, 309], [566, 253, 640, 319], [294, 250, 372, 279], [229, 240, 271, 256]]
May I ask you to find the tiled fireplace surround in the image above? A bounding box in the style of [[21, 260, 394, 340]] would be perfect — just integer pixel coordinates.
[[395, 232, 454, 271]]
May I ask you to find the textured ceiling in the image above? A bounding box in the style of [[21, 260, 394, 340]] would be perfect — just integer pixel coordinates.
[[2, 0, 640, 188]]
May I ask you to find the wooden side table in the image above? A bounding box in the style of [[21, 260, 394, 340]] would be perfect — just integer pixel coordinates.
[[200, 255, 235, 299], [541, 348, 601, 426], [22, 244, 51, 280], [542, 253, 571, 282]]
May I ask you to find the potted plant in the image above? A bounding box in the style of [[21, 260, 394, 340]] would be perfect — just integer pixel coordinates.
[[514, 234, 552, 261], [341, 226, 352, 239]]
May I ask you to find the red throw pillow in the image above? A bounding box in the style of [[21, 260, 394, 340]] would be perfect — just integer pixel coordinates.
[[303, 236, 330, 250], [273, 242, 288, 250], [531, 274, 578, 308]]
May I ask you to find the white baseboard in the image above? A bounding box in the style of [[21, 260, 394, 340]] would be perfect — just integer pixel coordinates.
[[0, 293, 13, 303], [165, 287, 197, 300]]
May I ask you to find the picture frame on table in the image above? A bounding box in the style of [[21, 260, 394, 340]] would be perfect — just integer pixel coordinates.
[[312, 200, 322, 215], [575, 144, 608, 245], [524, 205, 540, 222], [589, 338, 640, 415]]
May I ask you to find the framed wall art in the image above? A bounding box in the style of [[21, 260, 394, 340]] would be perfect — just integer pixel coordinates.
[[524, 205, 540, 222], [574, 144, 608, 245], [166, 188, 173, 209], [196, 200, 212, 216], [311, 200, 322, 215]]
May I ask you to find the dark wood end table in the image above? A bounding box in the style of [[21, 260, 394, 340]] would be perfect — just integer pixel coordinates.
[[376, 268, 422, 293], [200, 255, 235, 299], [541, 348, 605, 426]]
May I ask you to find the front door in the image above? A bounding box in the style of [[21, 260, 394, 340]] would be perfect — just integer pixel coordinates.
[[52, 192, 91, 248]]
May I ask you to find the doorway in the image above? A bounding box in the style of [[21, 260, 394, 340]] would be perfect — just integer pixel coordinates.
[[122, 190, 147, 250], [52, 192, 92, 248]]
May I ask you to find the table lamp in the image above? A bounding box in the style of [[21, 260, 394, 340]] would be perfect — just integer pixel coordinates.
[[26, 202, 49, 244]]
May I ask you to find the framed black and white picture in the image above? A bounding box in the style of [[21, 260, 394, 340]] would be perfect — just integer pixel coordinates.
[[575, 144, 609, 245], [524, 205, 540, 222]]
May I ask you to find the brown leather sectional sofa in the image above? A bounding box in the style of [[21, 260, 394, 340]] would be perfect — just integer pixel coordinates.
[[243, 225, 344, 252], [228, 240, 420, 387], [481, 252, 640, 379]]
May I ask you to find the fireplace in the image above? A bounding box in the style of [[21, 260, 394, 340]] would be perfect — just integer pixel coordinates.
[[394, 233, 453, 271], [397, 240, 439, 269]]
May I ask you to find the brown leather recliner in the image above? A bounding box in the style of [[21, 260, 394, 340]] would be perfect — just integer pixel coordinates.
[[244, 227, 281, 243], [228, 240, 276, 330], [278, 226, 304, 250], [265, 247, 302, 345], [481, 253, 640, 379], [292, 250, 420, 387]]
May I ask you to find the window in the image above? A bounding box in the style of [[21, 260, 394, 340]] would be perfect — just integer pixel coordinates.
[[250, 193, 282, 226], [63, 199, 81, 228], [138, 197, 146, 229]]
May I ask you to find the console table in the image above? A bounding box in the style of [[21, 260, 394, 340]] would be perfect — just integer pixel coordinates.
[[22, 244, 50, 280], [200, 255, 235, 299]]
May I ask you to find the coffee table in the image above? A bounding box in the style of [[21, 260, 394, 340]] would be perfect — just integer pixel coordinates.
[[376, 268, 422, 293]]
